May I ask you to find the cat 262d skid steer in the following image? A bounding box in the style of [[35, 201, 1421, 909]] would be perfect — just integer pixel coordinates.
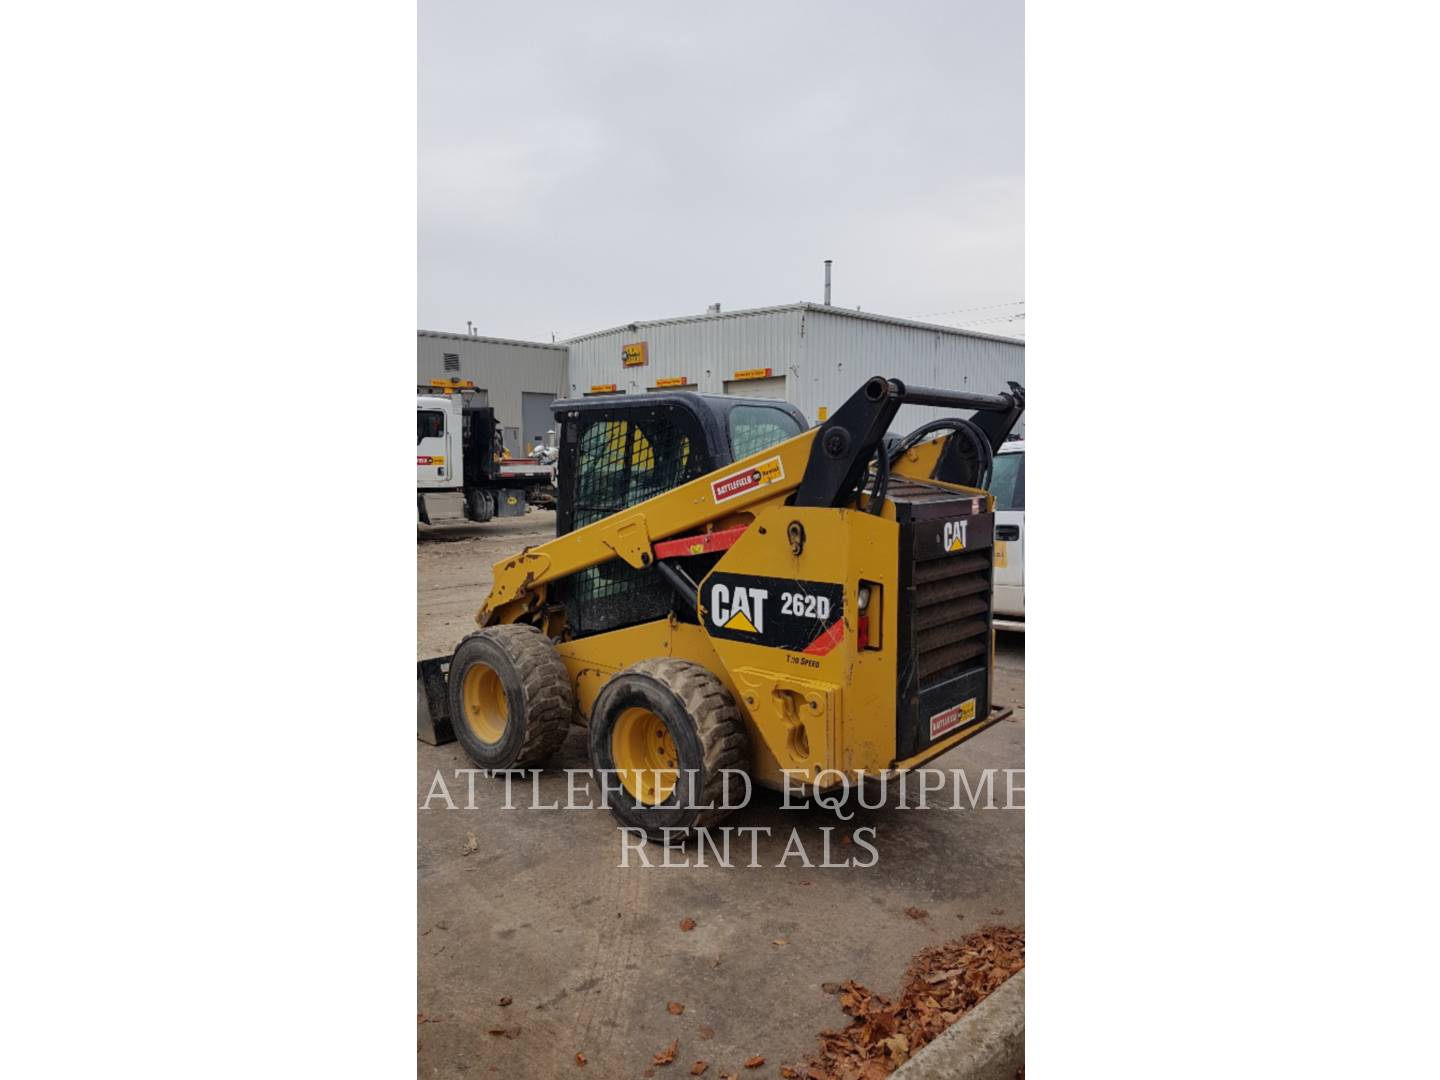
[[418, 376, 1024, 835]]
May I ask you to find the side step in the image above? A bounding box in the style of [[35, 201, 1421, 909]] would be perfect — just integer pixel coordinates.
[[417, 655, 454, 745]]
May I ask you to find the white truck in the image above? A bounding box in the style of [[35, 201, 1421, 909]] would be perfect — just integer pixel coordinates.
[[417, 391, 557, 524], [990, 438, 1025, 630]]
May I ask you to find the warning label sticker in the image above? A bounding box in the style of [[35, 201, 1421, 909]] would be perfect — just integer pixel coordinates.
[[929, 697, 977, 740], [710, 455, 785, 504]]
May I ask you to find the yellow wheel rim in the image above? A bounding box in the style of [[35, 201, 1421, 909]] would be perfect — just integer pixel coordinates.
[[612, 707, 679, 804], [461, 662, 508, 744]]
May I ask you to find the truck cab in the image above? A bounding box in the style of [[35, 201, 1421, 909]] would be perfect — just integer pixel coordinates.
[[416, 396, 459, 489]]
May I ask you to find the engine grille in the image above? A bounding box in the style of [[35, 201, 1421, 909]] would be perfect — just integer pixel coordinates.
[[913, 551, 992, 685], [892, 480, 996, 760]]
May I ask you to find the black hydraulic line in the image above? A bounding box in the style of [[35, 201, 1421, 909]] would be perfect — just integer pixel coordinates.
[[656, 560, 700, 620], [867, 442, 890, 514], [890, 417, 995, 492]]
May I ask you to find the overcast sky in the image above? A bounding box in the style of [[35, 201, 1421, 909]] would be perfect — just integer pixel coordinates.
[[419, 1, 1022, 343]]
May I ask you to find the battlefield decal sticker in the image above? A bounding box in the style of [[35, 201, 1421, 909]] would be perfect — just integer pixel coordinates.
[[710, 455, 785, 504], [929, 697, 978, 739]]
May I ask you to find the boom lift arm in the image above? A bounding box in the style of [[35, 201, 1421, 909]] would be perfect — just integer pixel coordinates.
[[480, 376, 1024, 628]]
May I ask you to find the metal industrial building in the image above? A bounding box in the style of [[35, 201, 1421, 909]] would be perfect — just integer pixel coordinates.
[[417, 330, 567, 456], [418, 304, 1024, 449], [563, 303, 1024, 434]]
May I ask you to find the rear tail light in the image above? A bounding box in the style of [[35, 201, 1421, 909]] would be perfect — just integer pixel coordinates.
[[857, 582, 881, 651]]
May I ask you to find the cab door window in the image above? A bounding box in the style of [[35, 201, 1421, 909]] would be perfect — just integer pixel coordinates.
[[418, 410, 445, 443]]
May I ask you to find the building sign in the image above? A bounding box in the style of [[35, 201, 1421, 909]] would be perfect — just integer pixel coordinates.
[[429, 377, 475, 393], [589, 383, 619, 393], [622, 342, 648, 367], [731, 367, 773, 381], [654, 376, 688, 388]]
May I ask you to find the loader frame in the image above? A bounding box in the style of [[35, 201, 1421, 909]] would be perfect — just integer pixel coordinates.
[[425, 377, 1023, 791]]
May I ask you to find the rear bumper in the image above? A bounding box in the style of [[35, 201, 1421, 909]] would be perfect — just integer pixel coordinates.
[[993, 616, 1025, 633], [891, 705, 1014, 772]]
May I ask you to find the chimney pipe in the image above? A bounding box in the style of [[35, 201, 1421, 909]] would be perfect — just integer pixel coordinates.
[[824, 260, 832, 305]]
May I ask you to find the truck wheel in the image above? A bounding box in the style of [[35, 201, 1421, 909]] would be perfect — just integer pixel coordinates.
[[588, 659, 749, 838], [447, 625, 573, 769], [463, 488, 494, 523]]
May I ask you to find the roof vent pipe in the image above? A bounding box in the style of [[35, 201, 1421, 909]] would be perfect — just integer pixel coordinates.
[[824, 260, 832, 305]]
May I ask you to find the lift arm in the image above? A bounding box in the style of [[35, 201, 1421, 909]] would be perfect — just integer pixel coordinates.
[[479, 377, 1024, 625]]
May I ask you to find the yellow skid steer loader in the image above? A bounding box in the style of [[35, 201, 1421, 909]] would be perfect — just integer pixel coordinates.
[[418, 376, 1024, 834]]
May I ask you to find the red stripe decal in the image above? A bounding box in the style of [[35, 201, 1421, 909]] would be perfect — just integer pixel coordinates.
[[803, 618, 846, 656], [653, 525, 749, 560]]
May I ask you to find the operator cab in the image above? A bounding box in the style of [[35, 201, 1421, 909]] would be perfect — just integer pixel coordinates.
[[550, 392, 807, 636], [551, 392, 806, 536]]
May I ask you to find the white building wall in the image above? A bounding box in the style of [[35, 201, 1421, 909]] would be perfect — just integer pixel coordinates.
[[563, 304, 1024, 435], [417, 331, 568, 451], [564, 307, 805, 399], [798, 308, 1025, 435]]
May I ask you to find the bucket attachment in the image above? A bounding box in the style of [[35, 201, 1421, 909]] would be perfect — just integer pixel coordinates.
[[417, 655, 454, 745]]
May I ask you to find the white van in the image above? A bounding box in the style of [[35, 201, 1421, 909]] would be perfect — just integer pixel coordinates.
[[990, 440, 1024, 631]]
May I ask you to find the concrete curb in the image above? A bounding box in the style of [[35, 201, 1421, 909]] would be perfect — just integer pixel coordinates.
[[892, 970, 1024, 1080]]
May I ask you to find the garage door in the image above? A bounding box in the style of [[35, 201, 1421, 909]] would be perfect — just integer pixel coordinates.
[[521, 391, 556, 455], [722, 375, 786, 399]]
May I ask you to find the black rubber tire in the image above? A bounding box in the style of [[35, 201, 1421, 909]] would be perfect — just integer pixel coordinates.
[[463, 488, 494, 523], [588, 658, 749, 838], [447, 624, 573, 769]]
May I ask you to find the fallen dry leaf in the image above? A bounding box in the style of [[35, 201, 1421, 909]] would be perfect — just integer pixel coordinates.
[[575, 1052, 586, 1067], [497, 995, 512, 1007], [780, 1068, 801, 1079], [771, 938, 788, 946], [667, 1001, 685, 1015], [796, 926, 1024, 1080], [744, 1056, 765, 1068], [653, 1040, 679, 1066], [461, 833, 478, 855], [821, 982, 840, 994], [680, 917, 697, 931], [690, 1062, 708, 1075], [904, 906, 928, 921], [698, 1024, 715, 1040]]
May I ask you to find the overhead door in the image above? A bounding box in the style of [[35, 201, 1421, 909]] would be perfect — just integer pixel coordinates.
[[521, 392, 556, 455], [722, 375, 786, 399]]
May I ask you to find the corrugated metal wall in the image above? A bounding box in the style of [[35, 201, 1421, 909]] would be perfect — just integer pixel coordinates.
[[416, 332, 568, 449], [564, 307, 806, 400], [799, 309, 1025, 435], [563, 305, 1024, 435]]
